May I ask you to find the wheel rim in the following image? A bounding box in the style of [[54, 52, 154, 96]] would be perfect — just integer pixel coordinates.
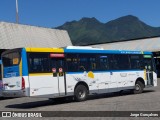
[[78, 90, 85, 99], [135, 84, 141, 91]]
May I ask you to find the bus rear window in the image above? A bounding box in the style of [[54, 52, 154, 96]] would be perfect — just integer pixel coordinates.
[[2, 52, 21, 67]]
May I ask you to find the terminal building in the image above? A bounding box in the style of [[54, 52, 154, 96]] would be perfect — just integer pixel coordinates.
[[89, 36, 160, 57], [89, 36, 160, 52], [0, 22, 72, 49]]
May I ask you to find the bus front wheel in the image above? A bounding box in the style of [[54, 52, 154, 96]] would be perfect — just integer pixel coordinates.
[[74, 85, 88, 102], [133, 81, 144, 94]]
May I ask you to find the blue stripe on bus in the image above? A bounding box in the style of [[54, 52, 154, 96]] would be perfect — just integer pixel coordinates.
[[22, 48, 28, 76], [66, 70, 144, 74], [143, 51, 152, 54], [64, 49, 152, 55], [4, 66, 20, 78]]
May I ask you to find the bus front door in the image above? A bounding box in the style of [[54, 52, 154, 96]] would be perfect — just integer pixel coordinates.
[[144, 57, 154, 86], [51, 58, 66, 96]]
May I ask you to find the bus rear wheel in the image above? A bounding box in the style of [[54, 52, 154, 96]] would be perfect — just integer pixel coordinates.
[[133, 81, 144, 94], [74, 85, 88, 102]]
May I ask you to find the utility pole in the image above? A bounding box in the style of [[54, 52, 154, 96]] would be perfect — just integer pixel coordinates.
[[16, 0, 19, 23]]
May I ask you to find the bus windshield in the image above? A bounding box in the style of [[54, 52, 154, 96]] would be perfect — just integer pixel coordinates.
[[2, 51, 21, 67]]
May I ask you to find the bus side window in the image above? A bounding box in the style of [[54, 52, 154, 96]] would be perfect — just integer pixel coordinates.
[[79, 54, 88, 71], [28, 53, 50, 73], [66, 54, 78, 72], [110, 54, 130, 70], [130, 55, 142, 69], [110, 55, 119, 70], [99, 55, 108, 70], [89, 57, 97, 71]]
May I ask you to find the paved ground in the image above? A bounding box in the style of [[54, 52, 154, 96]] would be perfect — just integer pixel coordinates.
[[0, 79, 160, 120]]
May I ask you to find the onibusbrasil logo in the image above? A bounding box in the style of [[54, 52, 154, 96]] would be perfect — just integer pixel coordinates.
[[1, 112, 42, 118]]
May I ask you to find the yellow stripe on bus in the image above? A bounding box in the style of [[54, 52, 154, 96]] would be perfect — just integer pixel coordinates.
[[144, 69, 147, 80], [19, 58, 22, 76], [25, 48, 64, 53], [29, 73, 53, 76]]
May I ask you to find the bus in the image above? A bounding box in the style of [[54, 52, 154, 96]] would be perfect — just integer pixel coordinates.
[[1, 47, 157, 101]]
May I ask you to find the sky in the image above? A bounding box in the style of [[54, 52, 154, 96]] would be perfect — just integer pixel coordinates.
[[0, 0, 160, 28]]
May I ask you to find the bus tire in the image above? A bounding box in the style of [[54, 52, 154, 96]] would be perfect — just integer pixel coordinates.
[[133, 81, 144, 94], [74, 85, 88, 102]]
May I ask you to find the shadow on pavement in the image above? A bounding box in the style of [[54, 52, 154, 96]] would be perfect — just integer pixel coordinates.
[[0, 97, 16, 101], [5, 89, 155, 109], [87, 89, 155, 101], [5, 98, 75, 109]]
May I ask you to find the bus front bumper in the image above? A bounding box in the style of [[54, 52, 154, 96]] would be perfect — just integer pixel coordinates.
[[2, 90, 25, 97]]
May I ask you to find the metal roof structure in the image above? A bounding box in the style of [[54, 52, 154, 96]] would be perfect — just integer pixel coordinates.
[[90, 36, 160, 52], [0, 22, 72, 49]]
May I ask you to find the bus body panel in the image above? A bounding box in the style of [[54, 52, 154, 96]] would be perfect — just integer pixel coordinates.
[[3, 58, 22, 91], [65, 70, 146, 95], [27, 47, 66, 97], [2, 49, 30, 97], [21, 48, 30, 96], [28, 74, 59, 97], [153, 71, 157, 87]]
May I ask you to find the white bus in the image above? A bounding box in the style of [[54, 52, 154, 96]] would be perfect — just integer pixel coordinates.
[[1, 47, 157, 101]]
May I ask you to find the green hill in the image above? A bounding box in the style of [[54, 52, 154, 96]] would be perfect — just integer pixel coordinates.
[[56, 15, 160, 45]]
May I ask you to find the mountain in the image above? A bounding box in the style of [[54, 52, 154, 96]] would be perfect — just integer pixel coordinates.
[[56, 15, 160, 45]]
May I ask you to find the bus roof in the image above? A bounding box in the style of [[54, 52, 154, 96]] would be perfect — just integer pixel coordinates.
[[2, 47, 152, 55], [64, 48, 152, 54]]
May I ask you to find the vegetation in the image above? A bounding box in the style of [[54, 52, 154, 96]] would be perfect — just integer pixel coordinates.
[[56, 15, 160, 45]]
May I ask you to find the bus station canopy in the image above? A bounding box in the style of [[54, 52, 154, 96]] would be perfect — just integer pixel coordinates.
[[90, 36, 160, 52]]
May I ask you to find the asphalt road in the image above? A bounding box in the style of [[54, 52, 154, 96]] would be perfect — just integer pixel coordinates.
[[0, 79, 160, 120]]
